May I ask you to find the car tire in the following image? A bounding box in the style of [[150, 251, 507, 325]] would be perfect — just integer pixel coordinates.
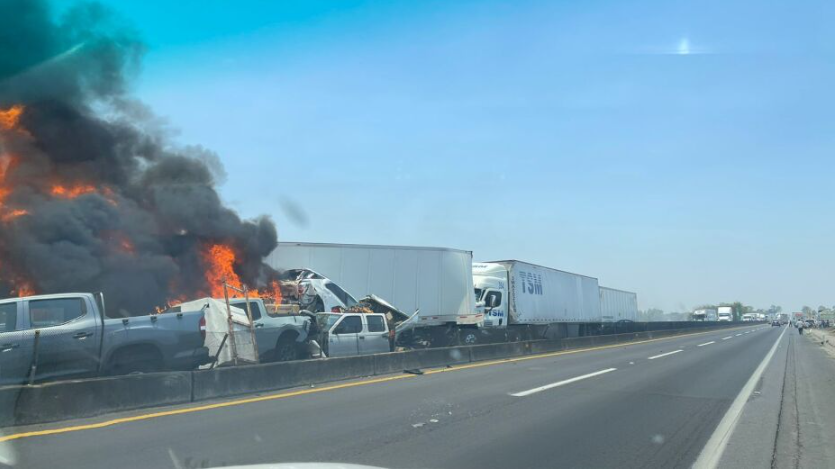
[[274, 338, 299, 362]]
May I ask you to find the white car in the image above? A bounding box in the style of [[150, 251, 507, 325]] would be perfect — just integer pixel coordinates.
[[282, 269, 359, 313]]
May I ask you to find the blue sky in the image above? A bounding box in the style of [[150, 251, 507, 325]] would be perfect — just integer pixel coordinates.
[[56, 0, 834, 312]]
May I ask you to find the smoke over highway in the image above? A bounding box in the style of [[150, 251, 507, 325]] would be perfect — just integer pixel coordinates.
[[0, 0, 281, 315]]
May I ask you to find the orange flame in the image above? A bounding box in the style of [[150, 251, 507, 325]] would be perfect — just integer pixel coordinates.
[[200, 243, 283, 303], [50, 183, 118, 206], [119, 238, 136, 254], [16, 282, 35, 298], [0, 155, 24, 222], [1, 209, 28, 222], [0, 105, 24, 131], [51, 184, 98, 199], [202, 244, 241, 298]]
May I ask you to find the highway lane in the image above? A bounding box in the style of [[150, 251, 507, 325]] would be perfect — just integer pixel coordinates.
[[2, 324, 780, 469]]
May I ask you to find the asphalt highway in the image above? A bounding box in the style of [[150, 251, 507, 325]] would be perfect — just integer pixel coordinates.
[[0, 324, 797, 469]]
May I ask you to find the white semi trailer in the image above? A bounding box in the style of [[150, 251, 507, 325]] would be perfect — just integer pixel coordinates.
[[265, 242, 484, 346], [472, 260, 604, 340], [599, 287, 639, 322]]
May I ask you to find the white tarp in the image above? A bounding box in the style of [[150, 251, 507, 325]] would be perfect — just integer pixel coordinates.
[[178, 298, 257, 366]]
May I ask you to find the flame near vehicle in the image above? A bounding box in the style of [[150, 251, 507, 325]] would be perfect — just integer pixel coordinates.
[[0, 1, 284, 315]]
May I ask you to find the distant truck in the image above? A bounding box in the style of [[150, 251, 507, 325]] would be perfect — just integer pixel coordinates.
[[692, 308, 718, 321], [472, 260, 603, 341], [0, 293, 209, 385], [717, 306, 733, 322], [266, 242, 483, 347], [779, 313, 790, 324]]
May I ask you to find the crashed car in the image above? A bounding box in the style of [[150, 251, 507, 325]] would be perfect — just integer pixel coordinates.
[[280, 268, 358, 313]]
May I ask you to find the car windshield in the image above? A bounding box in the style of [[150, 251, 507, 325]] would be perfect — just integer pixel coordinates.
[[3, 1, 834, 468]]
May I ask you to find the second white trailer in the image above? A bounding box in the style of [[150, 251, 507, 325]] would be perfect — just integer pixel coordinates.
[[599, 287, 638, 322]]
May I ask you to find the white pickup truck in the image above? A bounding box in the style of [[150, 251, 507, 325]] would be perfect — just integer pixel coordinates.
[[315, 312, 393, 357]]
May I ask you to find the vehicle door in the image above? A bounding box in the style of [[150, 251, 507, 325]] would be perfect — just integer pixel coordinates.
[[327, 315, 362, 357], [230, 300, 276, 358], [358, 315, 390, 355], [25, 297, 100, 381], [0, 301, 32, 385]]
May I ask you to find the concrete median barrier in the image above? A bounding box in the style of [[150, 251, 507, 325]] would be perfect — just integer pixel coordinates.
[[192, 355, 378, 401], [528, 339, 563, 354], [469, 342, 530, 362], [12, 371, 192, 426], [0, 386, 22, 427], [411, 346, 471, 368]]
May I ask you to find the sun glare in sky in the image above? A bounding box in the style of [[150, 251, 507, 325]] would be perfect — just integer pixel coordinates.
[[677, 37, 691, 55]]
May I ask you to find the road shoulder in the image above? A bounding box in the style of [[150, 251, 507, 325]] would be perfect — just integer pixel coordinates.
[[720, 327, 835, 468]]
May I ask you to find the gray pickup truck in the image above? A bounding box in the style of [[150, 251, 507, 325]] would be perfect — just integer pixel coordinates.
[[0, 292, 210, 385], [226, 298, 312, 361]]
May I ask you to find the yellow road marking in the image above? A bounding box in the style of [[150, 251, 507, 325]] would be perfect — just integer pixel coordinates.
[[0, 374, 415, 443], [0, 325, 754, 442]]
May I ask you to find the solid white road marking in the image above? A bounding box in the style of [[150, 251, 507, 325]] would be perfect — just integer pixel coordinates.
[[648, 349, 683, 360], [510, 368, 617, 397], [722, 337, 732, 340], [692, 325, 787, 469], [697, 341, 715, 347]]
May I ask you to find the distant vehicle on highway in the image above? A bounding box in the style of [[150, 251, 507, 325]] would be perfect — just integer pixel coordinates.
[[693, 308, 718, 321], [771, 320, 781, 327], [0, 292, 209, 385], [779, 313, 790, 324], [717, 306, 733, 322]]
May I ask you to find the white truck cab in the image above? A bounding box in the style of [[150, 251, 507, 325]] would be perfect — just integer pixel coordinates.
[[472, 263, 509, 328]]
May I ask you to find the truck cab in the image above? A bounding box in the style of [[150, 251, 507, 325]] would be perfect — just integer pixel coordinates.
[[316, 312, 392, 357], [472, 262, 509, 328]]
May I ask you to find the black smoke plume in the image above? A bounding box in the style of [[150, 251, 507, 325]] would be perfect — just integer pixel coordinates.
[[0, 0, 279, 315]]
